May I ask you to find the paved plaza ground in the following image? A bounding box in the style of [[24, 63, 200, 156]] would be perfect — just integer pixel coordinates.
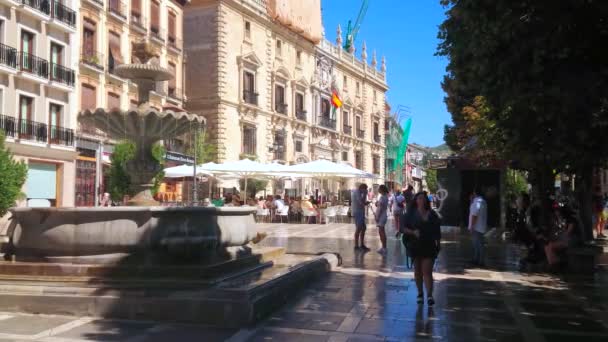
[[0, 221, 607, 341]]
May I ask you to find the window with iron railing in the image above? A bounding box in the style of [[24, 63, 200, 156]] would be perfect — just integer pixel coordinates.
[[273, 132, 285, 160], [242, 124, 256, 156], [243, 71, 257, 105], [295, 140, 303, 153], [295, 92, 306, 121], [274, 84, 287, 114]]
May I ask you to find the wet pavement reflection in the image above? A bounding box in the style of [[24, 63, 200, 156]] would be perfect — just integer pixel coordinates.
[[249, 222, 608, 341]]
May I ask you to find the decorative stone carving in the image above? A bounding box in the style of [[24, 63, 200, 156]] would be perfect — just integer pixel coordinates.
[[361, 41, 367, 61], [336, 25, 342, 46], [381, 56, 387, 73], [372, 50, 377, 68]]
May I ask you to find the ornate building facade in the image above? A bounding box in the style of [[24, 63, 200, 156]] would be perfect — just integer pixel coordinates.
[[75, 0, 187, 206], [0, 0, 79, 207], [185, 0, 389, 193]]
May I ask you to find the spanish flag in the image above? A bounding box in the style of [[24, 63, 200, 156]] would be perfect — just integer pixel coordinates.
[[331, 91, 342, 108]]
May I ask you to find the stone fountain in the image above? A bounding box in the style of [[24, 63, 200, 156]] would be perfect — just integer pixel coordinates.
[[0, 40, 337, 328]]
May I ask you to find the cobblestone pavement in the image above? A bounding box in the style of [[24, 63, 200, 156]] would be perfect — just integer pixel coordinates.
[[1, 221, 607, 341]]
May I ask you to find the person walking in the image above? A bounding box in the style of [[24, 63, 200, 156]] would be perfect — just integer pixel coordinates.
[[469, 188, 488, 267], [391, 191, 404, 237], [352, 183, 370, 250], [401, 192, 441, 306], [375, 185, 389, 254]]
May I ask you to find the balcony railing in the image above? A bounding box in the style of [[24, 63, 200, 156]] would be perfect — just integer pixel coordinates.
[[52, 1, 76, 27], [51, 63, 75, 86], [0, 114, 74, 146], [108, 0, 127, 20], [243, 90, 258, 105], [343, 125, 352, 135], [356, 129, 365, 139], [318, 116, 336, 130], [80, 51, 104, 71], [295, 109, 307, 121], [22, 0, 50, 15], [49, 125, 75, 146], [168, 36, 183, 51], [150, 26, 166, 43], [18, 52, 49, 79], [374, 135, 381, 143], [0, 43, 17, 69], [275, 103, 288, 115]]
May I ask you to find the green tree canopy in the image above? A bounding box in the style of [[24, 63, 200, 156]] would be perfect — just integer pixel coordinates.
[[438, 0, 608, 173], [0, 132, 28, 216], [187, 130, 217, 164], [107, 140, 136, 203]]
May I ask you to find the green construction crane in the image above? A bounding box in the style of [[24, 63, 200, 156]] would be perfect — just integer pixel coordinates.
[[343, 0, 369, 52]]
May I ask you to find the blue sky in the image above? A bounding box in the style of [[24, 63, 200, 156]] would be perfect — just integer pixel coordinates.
[[321, 0, 450, 147]]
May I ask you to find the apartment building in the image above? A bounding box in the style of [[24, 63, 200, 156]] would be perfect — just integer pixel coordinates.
[[185, 0, 388, 194], [75, 0, 187, 206], [0, 0, 78, 207]]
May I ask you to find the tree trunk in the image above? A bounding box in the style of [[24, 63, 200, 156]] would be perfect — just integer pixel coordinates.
[[575, 167, 594, 242], [531, 166, 555, 230]]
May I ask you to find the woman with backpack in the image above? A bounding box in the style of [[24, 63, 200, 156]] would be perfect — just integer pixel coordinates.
[[401, 192, 441, 306]]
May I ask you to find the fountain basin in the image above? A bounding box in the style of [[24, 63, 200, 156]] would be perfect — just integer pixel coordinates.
[[6, 206, 257, 263]]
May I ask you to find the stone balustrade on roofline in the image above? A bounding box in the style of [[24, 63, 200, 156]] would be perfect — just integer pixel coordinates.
[[318, 39, 387, 84]]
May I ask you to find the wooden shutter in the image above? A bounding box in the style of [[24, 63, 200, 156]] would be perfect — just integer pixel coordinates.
[[131, 0, 141, 15], [151, 1, 160, 30], [107, 92, 120, 110], [168, 11, 176, 39], [109, 31, 122, 64], [81, 84, 96, 110], [168, 62, 176, 90]]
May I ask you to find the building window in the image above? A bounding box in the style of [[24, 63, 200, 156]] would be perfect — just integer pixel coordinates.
[[342, 110, 351, 134], [295, 140, 303, 153], [150, 1, 160, 33], [168, 62, 176, 96], [107, 92, 120, 110], [82, 20, 97, 62], [373, 90, 377, 103], [355, 151, 363, 169], [18, 95, 34, 140], [168, 11, 177, 44], [343, 76, 348, 91], [131, 0, 141, 23], [356, 82, 360, 96], [20, 30, 35, 72], [273, 131, 285, 160], [372, 155, 380, 175], [274, 84, 286, 114], [373, 122, 380, 143], [342, 151, 348, 161], [321, 98, 331, 118], [296, 50, 301, 65], [50, 42, 64, 81], [295, 92, 305, 120], [108, 31, 122, 72], [276, 39, 282, 57], [49, 103, 63, 143], [242, 124, 256, 156], [243, 71, 257, 105], [356, 116, 363, 138], [81, 84, 96, 110], [244, 21, 251, 40]]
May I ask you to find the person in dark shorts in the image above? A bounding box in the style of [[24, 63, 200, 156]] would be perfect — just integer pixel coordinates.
[[401, 192, 441, 306], [351, 183, 370, 250]]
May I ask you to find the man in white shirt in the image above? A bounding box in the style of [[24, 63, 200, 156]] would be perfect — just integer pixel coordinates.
[[469, 187, 488, 266]]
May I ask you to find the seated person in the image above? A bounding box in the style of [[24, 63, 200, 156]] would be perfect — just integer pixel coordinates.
[[544, 205, 581, 268]]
